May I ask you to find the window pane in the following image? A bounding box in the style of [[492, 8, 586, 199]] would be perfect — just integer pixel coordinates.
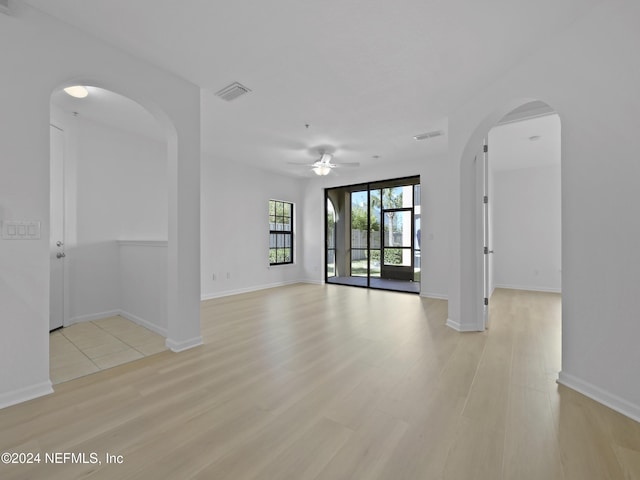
[[369, 249, 381, 277], [327, 249, 336, 277], [351, 249, 367, 277], [383, 248, 411, 266], [269, 200, 293, 265], [351, 190, 368, 248], [369, 189, 381, 249], [383, 210, 411, 247], [382, 187, 402, 209]]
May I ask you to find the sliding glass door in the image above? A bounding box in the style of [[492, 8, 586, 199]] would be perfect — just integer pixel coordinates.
[[325, 176, 420, 294]]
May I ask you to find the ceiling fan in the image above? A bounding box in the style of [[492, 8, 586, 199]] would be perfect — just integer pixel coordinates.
[[288, 152, 360, 176]]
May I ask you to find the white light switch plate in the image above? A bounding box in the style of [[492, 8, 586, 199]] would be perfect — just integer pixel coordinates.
[[1, 221, 41, 240]]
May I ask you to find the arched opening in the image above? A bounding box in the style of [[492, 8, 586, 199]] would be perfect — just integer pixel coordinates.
[[326, 197, 337, 278], [455, 99, 561, 335], [49, 84, 171, 383]]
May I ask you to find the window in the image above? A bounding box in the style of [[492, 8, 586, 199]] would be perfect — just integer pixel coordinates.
[[269, 200, 293, 265]]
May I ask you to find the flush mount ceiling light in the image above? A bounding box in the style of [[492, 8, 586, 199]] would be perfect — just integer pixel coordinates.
[[64, 86, 89, 98]]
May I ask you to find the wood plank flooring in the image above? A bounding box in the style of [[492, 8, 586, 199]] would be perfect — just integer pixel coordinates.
[[1, 285, 639, 479]]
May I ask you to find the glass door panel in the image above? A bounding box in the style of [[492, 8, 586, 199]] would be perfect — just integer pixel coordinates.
[[351, 190, 368, 278]]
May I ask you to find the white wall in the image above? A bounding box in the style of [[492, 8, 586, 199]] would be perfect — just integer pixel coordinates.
[[0, 1, 200, 408], [119, 241, 168, 334], [447, 0, 640, 420], [53, 112, 169, 330], [301, 154, 450, 298], [201, 154, 305, 299], [492, 164, 561, 293]]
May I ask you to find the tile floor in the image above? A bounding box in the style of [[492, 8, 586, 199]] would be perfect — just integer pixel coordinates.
[[50, 316, 167, 384]]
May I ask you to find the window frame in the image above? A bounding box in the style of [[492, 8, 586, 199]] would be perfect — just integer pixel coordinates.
[[269, 199, 294, 266]]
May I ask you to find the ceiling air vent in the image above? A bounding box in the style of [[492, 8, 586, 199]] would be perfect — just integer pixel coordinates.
[[1, 0, 11, 15], [215, 82, 251, 101], [413, 130, 444, 141]]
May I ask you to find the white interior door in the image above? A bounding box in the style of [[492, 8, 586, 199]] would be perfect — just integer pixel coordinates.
[[50, 124, 65, 331], [482, 141, 490, 329], [475, 141, 491, 330]]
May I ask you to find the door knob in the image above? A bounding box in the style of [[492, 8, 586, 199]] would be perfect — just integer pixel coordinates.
[[56, 252, 66, 259], [56, 241, 64, 247]]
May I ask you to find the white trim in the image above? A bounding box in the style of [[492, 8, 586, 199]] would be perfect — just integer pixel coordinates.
[[446, 318, 483, 332], [166, 336, 203, 353], [201, 280, 301, 301], [0, 381, 53, 410], [67, 310, 167, 337], [301, 278, 324, 285], [67, 309, 120, 326], [420, 292, 448, 300], [119, 310, 167, 337], [557, 371, 640, 424], [117, 240, 168, 247], [494, 284, 561, 294]]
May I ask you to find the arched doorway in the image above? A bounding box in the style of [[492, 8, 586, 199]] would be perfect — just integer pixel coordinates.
[[453, 99, 561, 332], [49, 84, 171, 383]]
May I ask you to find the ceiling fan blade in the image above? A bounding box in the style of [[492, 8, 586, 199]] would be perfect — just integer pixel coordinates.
[[286, 161, 316, 166], [333, 162, 360, 167]]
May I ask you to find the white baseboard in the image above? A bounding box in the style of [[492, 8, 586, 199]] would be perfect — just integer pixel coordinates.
[[301, 278, 324, 285], [201, 280, 301, 301], [166, 336, 203, 353], [67, 309, 167, 337], [557, 371, 640, 424], [446, 318, 483, 332], [421, 292, 448, 300], [0, 381, 53, 410], [67, 309, 120, 326], [494, 284, 561, 294], [119, 310, 167, 337]]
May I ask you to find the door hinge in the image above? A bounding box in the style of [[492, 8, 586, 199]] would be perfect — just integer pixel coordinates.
[[484, 297, 489, 306], [483, 144, 488, 153], [484, 246, 489, 255], [483, 195, 488, 204]]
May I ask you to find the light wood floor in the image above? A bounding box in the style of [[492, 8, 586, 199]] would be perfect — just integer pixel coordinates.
[[1, 285, 639, 479]]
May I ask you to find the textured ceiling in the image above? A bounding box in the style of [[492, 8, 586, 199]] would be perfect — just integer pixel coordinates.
[[32, 0, 601, 176]]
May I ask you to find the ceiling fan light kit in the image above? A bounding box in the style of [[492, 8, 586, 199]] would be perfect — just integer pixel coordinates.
[[312, 165, 332, 176]]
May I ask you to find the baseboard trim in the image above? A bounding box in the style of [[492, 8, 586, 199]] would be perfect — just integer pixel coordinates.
[[446, 318, 483, 332], [67, 309, 120, 326], [494, 284, 561, 294], [201, 280, 301, 301], [119, 310, 167, 337], [421, 292, 448, 300], [301, 278, 324, 285], [166, 336, 203, 353], [557, 371, 640, 424], [0, 381, 53, 410]]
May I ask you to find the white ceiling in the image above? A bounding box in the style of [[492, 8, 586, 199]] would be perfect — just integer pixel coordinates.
[[489, 113, 561, 172], [51, 87, 164, 142], [32, 0, 600, 177]]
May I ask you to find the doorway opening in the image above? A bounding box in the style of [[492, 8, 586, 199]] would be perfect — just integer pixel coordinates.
[[477, 101, 561, 329], [49, 85, 169, 383], [325, 175, 420, 294]]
